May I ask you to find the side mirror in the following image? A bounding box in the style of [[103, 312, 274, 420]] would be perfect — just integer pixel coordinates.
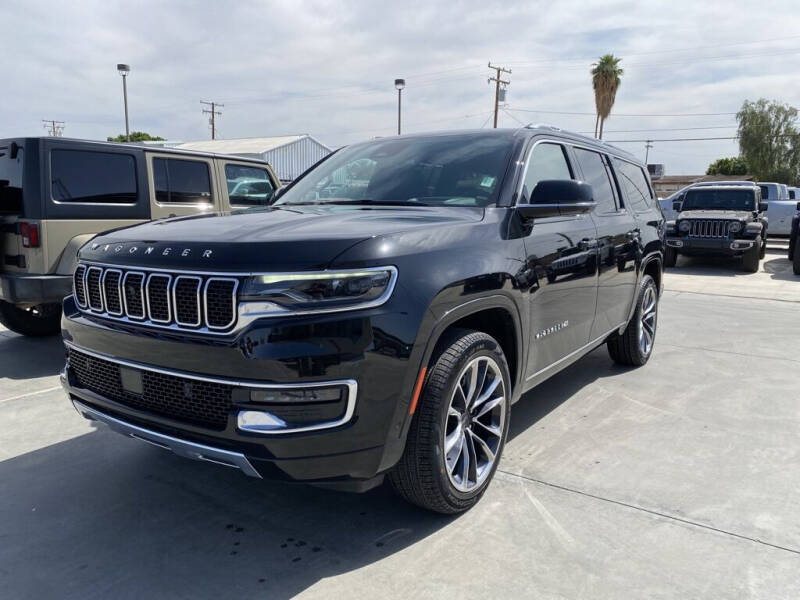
[[517, 180, 595, 219], [790, 190, 796, 200], [672, 201, 682, 212], [796, 201, 800, 211], [758, 202, 768, 212]]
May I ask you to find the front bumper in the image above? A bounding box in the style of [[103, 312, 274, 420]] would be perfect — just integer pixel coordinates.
[[666, 236, 757, 256], [60, 292, 423, 489], [0, 273, 72, 305]]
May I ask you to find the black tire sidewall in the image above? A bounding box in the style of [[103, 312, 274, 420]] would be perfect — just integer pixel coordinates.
[[428, 335, 511, 507], [0, 301, 62, 336]]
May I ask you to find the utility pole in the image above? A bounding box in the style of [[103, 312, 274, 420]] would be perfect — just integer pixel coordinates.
[[201, 101, 223, 140], [488, 63, 511, 129], [644, 140, 653, 164], [42, 120, 65, 137]]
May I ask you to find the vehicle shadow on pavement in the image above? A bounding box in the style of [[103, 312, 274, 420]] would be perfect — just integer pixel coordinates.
[[0, 332, 64, 380], [0, 425, 458, 599], [762, 257, 796, 281]]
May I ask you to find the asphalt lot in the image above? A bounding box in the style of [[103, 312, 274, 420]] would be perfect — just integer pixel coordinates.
[[2, 241, 799, 599]]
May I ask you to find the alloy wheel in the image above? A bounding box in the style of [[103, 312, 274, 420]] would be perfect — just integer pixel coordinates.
[[444, 356, 506, 493], [638, 285, 657, 356]]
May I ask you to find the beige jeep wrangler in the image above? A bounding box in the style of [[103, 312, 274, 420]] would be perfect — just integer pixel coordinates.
[[0, 137, 280, 336]]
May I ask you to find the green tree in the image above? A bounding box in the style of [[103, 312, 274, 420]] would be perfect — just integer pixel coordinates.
[[106, 131, 166, 143], [591, 54, 624, 139], [737, 99, 799, 184], [706, 156, 748, 176]]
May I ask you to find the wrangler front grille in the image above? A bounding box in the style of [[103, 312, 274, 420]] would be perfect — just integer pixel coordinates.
[[74, 263, 240, 333], [685, 219, 733, 238], [67, 347, 232, 430]]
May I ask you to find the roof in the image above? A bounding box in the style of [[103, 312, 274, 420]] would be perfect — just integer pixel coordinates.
[[174, 135, 330, 155]]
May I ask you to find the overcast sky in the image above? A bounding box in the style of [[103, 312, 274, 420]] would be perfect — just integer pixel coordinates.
[[3, 0, 800, 174]]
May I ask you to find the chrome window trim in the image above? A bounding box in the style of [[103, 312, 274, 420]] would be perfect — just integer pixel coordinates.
[[146, 273, 173, 324], [100, 268, 124, 316], [122, 271, 146, 320], [203, 277, 239, 330], [172, 275, 203, 328], [73, 264, 88, 308], [65, 341, 358, 435], [85, 266, 105, 313]]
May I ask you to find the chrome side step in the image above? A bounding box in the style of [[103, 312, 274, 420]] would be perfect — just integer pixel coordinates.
[[72, 400, 262, 479]]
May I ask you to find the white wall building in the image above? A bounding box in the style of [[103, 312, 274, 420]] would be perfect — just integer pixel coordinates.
[[171, 135, 332, 181]]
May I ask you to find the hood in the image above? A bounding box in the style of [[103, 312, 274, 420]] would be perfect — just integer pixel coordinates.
[[678, 209, 753, 220], [79, 205, 485, 271]]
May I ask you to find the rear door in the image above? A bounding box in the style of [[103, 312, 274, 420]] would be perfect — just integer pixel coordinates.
[[571, 148, 638, 338], [217, 160, 279, 210]]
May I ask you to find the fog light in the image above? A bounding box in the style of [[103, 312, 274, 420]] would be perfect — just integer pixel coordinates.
[[249, 387, 342, 404]]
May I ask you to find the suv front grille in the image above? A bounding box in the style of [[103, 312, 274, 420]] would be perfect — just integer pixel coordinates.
[[686, 219, 733, 238], [75, 263, 240, 333], [68, 347, 232, 430]]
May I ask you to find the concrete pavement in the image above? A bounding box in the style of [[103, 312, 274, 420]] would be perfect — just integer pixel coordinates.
[[1, 242, 799, 599]]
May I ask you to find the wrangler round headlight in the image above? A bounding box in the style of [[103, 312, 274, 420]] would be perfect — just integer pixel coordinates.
[[240, 267, 397, 316], [728, 221, 742, 233], [678, 220, 691, 233]]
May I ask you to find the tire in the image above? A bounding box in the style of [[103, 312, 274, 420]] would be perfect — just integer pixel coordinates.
[[789, 230, 797, 261], [0, 301, 61, 337], [742, 242, 760, 273], [607, 275, 658, 367], [793, 241, 800, 276], [389, 329, 511, 514], [760, 237, 767, 260], [663, 246, 677, 268]]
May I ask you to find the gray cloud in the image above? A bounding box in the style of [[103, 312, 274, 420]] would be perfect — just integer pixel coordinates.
[[3, 0, 799, 175]]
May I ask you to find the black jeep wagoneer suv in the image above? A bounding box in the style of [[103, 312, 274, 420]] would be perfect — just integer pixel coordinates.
[[62, 127, 665, 513]]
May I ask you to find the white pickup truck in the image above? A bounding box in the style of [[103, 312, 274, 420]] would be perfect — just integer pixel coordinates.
[[758, 182, 795, 236]]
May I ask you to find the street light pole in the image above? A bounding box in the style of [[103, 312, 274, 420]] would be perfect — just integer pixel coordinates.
[[394, 78, 405, 135], [117, 64, 131, 141]]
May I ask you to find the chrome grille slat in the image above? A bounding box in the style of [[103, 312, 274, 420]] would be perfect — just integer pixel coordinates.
[[73, 265, 87, 308], [687, 219, 731, 239], [74, 263, 239, 334]]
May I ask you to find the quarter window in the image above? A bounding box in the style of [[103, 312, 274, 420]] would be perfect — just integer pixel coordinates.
[[613, 159, 653, 212], [153, 158, 212, 204], [573, 148, 618, 213], [51, 150, 137, 204], [522, 143, 572, 201], [225, 164, 275, 206]]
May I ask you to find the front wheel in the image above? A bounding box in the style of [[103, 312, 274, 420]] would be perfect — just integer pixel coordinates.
[[0, 301, 61, 337], [389, 330, 511, 514], [742, 242, 760, 273], [607, 275, 658, 367], [663, 246, 677, 268]]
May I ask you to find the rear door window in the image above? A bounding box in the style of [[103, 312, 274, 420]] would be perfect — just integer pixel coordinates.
[[573, 148, 618, 214], [0, 142, 24, 214], [225, 164, 275, 206], [613, 159, 653, 212], [153, 158, 212, 204], [51, 149, 137, 204]]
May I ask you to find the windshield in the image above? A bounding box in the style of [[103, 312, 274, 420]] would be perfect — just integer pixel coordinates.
[[682, 189, 756, 211], [274, 134, 515, 208]]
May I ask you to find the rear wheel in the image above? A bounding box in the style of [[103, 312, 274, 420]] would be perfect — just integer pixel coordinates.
[[0, 301, 61, 336], [760, 237, 767, 259], [742, 242, 760, 273], [607, 275, 658, 367], [389, 330, 510, 514], [663, 246, 677, 268]]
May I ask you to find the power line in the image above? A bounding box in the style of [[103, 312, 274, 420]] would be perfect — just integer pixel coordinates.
[[506, 107, 737, 117], [488, 63, 511, 129], [200, 101, 223, 139], [607, 134, 800, 143], [42, 119, 65, 136]]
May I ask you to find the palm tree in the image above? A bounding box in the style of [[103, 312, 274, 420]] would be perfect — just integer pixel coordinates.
[[591, 54, 624, 139]]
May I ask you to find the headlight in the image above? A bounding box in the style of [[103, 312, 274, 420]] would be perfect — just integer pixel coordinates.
[[728, 221, 742, 234], [678, 220, 691, 233], [240, 267, 397, 316]]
